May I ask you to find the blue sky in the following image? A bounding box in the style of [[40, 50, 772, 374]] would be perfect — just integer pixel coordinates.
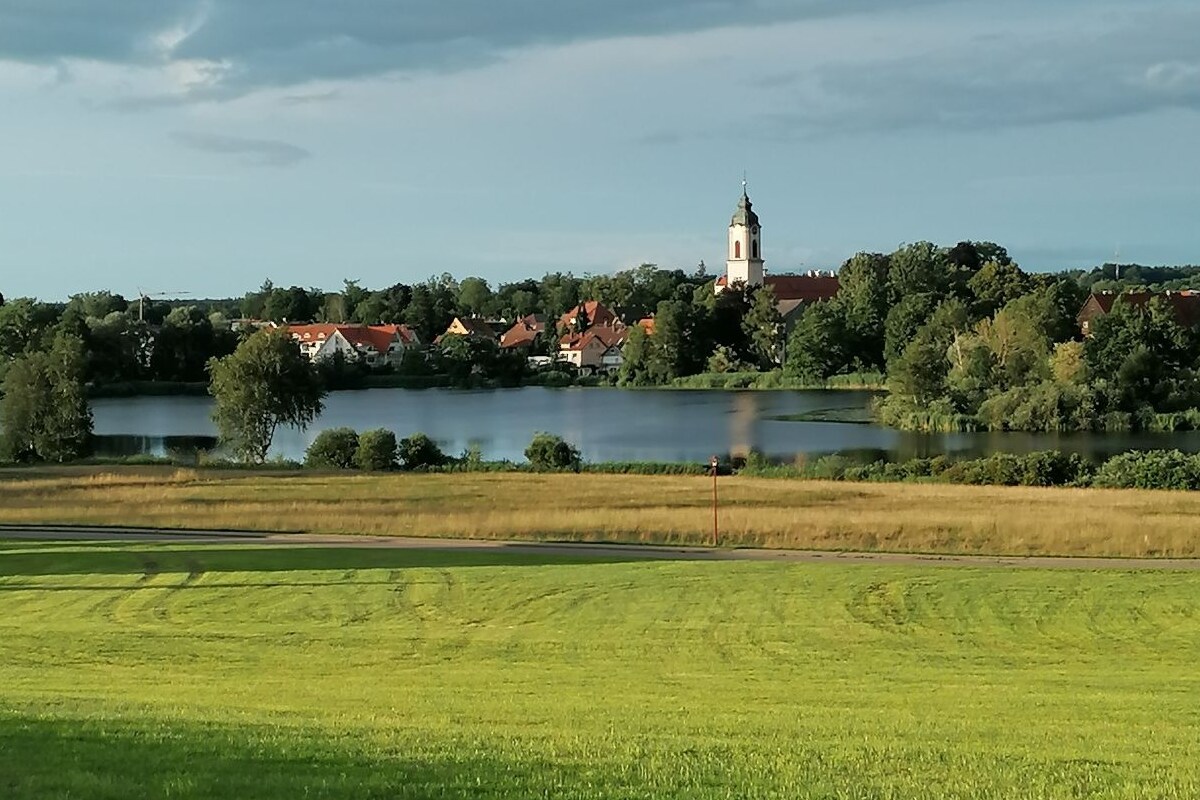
[[2, 0, 1198, 300]]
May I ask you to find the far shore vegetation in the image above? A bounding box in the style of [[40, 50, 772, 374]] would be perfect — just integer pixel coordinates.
[[4, 254, 1200, 433]]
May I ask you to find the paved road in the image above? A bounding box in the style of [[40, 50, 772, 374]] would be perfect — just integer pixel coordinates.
[[2, 524, 1199, 571]]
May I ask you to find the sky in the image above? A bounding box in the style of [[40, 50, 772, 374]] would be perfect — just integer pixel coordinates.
[[1, 1, 1198, 300]]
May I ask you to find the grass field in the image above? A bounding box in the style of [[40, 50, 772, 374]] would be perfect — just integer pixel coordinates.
[[4, 467, 1200, 557], [2, 541, 1199, 798]]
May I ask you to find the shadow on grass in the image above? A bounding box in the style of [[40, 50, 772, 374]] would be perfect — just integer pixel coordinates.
[[0, 712, 600, 800], [0, 544, 637, 579]]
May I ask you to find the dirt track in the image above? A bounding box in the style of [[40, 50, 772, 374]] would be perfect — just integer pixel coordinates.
[[4, 524, 1200, 571]]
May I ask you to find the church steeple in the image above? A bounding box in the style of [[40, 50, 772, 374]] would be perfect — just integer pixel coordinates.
[[726, 180, 764, 287]]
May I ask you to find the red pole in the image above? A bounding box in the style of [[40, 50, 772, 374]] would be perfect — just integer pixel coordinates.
[[710, 456, 719, 547]]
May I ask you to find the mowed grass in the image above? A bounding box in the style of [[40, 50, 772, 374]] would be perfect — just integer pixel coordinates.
[[4, 466, 1200, 557], [2, 543, 1200, 798]]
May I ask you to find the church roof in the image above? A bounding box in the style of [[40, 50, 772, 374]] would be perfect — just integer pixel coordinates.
[[764, 274, 840, 302], [730, 191, 759, 228]]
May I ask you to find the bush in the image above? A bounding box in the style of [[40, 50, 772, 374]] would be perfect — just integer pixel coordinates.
[[1093, 450, 1200, 491], [398, 433, 446, 470], [355, 428, 398, 471], [524, 432, 582, 472], [304, 428, 360, 469]]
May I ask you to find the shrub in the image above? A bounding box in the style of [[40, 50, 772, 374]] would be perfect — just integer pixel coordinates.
[[355, 428, 398, 471], [459, 443, 485, 471], [304, 428, 360, 469], [398, 433, 446, 470], [1093, 450, 1200, 491], [524, 432, 582, 472]]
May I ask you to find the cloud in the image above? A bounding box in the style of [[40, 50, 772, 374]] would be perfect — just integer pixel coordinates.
[[758, 5, 1200, 135], [0, 0, 949, 98], [170, 131, 310, 166]]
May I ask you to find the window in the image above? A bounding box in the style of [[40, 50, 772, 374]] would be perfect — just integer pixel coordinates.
[[734, 241, 741, 259], [752, 241, 759, 259]]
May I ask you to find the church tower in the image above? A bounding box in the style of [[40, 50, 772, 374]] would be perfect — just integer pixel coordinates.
[[726, 182, 764, 288]]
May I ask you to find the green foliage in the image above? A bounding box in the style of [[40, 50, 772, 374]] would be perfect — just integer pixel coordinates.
[[783, 301, 846, 382], [1092, 450, 1200, 491], [304, 428, 360, 469], [355, 429, 398, 471], [888, 299, 969, 404], [0, 332, 92, 463], [208, 330, 326, 463], [524, 432, 582, 472], [836, 252, 890, 369], [741, 286, 783, 367], [398, 433, 446, 470]]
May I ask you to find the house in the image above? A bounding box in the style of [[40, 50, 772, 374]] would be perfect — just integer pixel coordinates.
[[713, 184, 839, 321], [558, 301, 618, 333], [1077, 290, 1200, 336], [558, 325, 627, 375], [287, 323, 419, 367], [439, 316, 498, 343], [500, 314, 547, 349]]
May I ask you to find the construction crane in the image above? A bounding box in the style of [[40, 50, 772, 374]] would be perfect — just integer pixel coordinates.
[[136, 289, 192, 322]]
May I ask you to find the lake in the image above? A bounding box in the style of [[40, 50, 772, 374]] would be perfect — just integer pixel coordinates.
[[89, 388, 1200, 465]]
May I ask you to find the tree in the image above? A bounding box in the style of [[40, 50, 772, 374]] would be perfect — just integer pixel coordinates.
[[305, 428, 360, 469], [525, 432, 582, 472], [889, 299, 969, 403], [887, 242, 954, 302], [355, 429, 398, 471], [883, 292, 937, 367], [784, 301, 846, 382], [398, 433, 446, 470], [618, 325, 655, 386], [742, 286, 783, 367], [207, 330, 325, 463], [968, 260, 1031, 319], [457, 277, 494, 318], [836, 252, 890, 369], [0, 332, 92, 463]]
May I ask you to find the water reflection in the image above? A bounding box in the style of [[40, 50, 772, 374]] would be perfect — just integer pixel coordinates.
[[90, 388, 1200, 465]]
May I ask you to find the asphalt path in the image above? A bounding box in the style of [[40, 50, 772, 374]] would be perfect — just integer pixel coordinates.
[[3, 524, 1200, 570]]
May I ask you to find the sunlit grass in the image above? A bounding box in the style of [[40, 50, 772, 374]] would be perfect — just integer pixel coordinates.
[[2, 466, 1200, 557], [1, 543, 1199, 798]]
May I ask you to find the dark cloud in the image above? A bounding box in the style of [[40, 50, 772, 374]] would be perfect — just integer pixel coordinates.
[[0, 0, 946, 95], [171, 131, 311, 166], [761, 6, 1200, 135]]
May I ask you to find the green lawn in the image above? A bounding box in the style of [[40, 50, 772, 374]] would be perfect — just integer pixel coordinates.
[[2, 542, 1199, 799]]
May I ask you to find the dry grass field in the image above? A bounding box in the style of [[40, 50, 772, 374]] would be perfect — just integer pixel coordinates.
[[2, 466, 1199, 557]]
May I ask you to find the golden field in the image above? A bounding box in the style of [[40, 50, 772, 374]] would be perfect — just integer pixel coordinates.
[[2, 466, 1198, 557]]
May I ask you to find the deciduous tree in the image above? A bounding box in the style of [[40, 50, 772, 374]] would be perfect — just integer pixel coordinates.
[[207, 330, 325, 463]]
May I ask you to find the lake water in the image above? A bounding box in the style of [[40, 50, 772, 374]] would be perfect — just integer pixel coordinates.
[[90, 388, 1200, 465]]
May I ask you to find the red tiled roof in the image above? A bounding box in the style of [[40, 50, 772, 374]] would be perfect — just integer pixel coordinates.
[[559, 324, 627, 352], [1082, 291, 1200, 328], [559, 300, 617, 332], [764, 275, 840, 302], [500, 314, 546, 348], [637, 317, 655, 336], [287, 323, 413, 353]]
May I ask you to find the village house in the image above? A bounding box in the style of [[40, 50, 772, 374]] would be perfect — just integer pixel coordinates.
[[437, 316, 499, 344], [1077, 290, 1200, 336], [558, 325, 627, 375], [558, 300, 618, 333], [499, 313, 547, 349], [287, 323, 419, 367]]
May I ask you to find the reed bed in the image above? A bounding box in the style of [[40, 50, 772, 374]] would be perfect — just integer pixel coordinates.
[[3, 467, 1199, 557]]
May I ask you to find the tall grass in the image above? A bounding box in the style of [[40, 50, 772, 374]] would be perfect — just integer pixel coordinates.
[[2, 468, 1200, 557]]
